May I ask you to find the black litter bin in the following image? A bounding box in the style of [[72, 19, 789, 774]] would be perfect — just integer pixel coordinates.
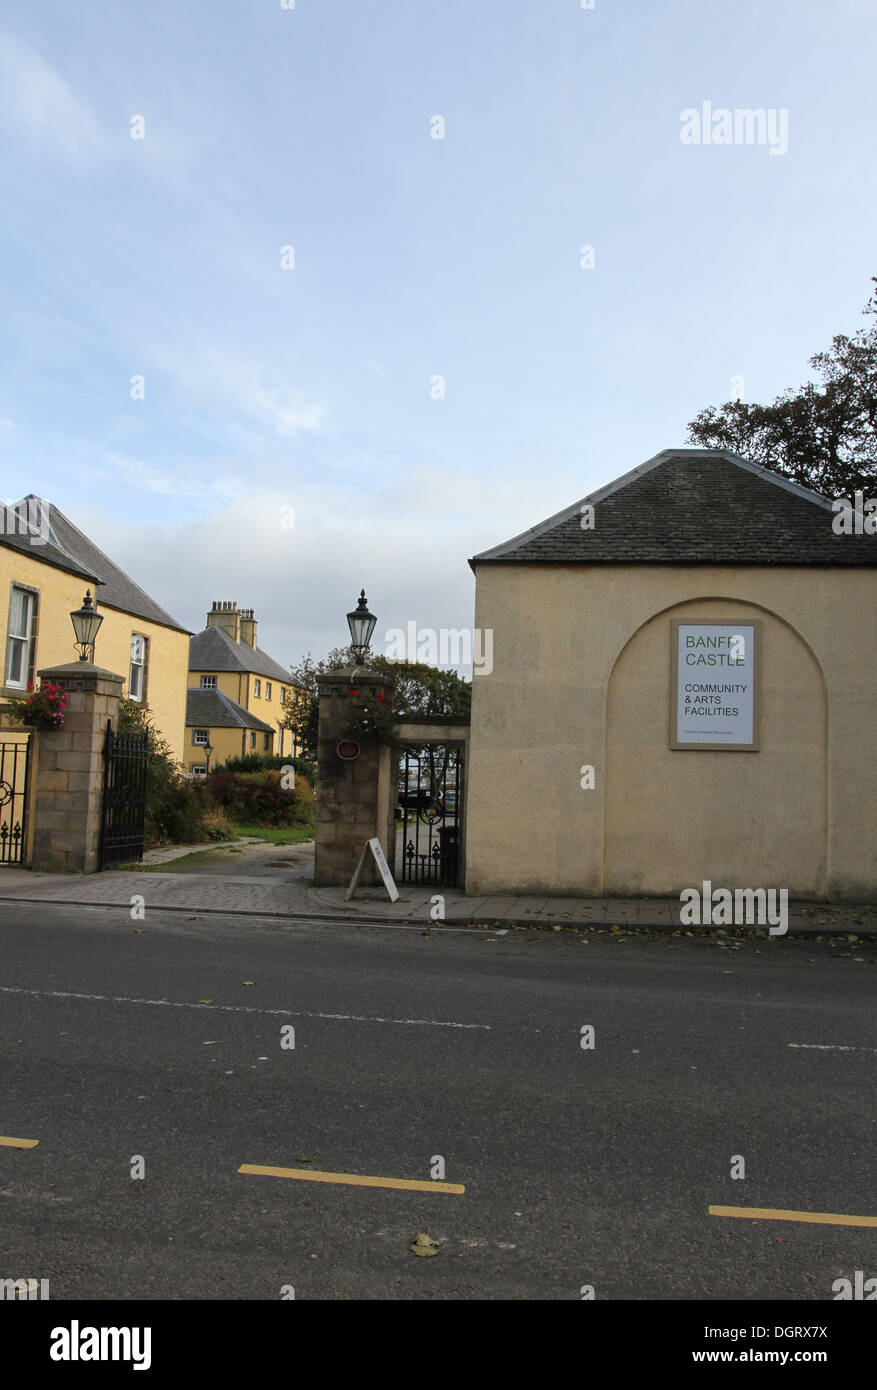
[[438, 826, 458, 883]]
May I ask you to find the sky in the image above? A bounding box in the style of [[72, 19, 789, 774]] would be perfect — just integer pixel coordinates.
[[1, 0, 876, 674]]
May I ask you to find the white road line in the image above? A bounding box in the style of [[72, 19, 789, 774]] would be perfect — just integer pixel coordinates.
[[788, 1043, 877, 1053], [0, 984, 489, 1030]]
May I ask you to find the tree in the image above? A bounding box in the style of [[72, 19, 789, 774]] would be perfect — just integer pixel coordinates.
[[281, 646, 472, 759], [686, 279, 877, 497], [116, 698, 208, 844]]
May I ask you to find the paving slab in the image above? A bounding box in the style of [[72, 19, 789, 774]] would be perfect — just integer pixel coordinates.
[[0, 869, 876, 935]]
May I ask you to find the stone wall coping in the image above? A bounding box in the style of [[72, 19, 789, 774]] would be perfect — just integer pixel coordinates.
[[38, 662, 125, 685], [318, 667, 396, 686]]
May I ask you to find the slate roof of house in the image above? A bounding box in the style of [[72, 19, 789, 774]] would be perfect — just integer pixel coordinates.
[[186, 688, 274, 733], [0, 500, 101, 585], [469, 449, 877, 568], [189, 624, 293, 684], [0, 496, 189, 631]]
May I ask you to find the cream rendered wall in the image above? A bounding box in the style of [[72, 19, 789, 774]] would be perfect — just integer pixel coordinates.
[[188, 666, 290, 753], [0, 553, 189, 762], [95, 607, 189, 763], [183, 724, 249, 774], [189, 670, 250, 705], [465, 565, 877, 900], [0, 550, 94, 697]]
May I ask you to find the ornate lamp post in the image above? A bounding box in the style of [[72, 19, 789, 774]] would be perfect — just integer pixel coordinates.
[[204, 741, 213, 779], [70, 590, 104, 662], [346, 590, 377, 668]]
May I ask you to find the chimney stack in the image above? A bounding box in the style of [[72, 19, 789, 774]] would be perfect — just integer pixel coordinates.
[[206, 600, 240, 643], [239, 608, 258, 648]]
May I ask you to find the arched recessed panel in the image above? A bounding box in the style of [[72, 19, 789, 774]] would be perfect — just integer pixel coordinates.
[[604, 600, 827, 897]]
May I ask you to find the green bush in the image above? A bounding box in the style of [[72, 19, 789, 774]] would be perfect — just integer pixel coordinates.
[[205, 769, 315, 828], [117, 698, 213, 845], [217, 752, 316, 786]]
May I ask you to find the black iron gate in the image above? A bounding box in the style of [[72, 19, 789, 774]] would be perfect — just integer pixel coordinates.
[[100, 721, 148, 869], [395, 744, 462, 887], [0, 736, 32, 866]]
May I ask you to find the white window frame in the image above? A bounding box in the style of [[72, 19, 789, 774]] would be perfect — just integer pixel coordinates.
[[129, 634, 147, 702], [5, 586, 38, 690], [265, 682, 272, 700], [200, 675, 217, 690], [253, 679, 261, 698], [192, 729, 209, 746], [249, 732, 256, 749]]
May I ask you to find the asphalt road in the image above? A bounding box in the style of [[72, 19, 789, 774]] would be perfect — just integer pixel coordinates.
[[1, 903, 875, 1300]]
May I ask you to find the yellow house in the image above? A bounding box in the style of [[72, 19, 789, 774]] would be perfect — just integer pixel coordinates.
[[186, 601, 305, 774], [185, 686, 276, 775], [1, 496, 190, 760]]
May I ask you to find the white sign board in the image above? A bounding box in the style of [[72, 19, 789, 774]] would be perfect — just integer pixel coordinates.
[[345, 836, 400, 903], [671, 621, 759, 750]]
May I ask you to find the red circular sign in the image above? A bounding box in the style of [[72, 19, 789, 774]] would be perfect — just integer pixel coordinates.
[[336, 739, 361, 760]]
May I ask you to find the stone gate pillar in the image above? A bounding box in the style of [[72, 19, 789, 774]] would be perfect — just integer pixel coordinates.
[[30, 662, 124, 874], [314, 668, 396, 888]]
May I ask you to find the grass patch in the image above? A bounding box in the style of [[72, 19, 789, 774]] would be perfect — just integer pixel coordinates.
[[231, 823, 314, 846]]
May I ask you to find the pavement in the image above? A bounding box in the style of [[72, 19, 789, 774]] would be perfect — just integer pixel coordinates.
[[0, 840, 876, 934]]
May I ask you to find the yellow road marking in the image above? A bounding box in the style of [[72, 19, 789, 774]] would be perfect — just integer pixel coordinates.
[[710, 1204, 877, 1228], [0, 1137, 39, 1149], [239, 1163, 464, 1194]]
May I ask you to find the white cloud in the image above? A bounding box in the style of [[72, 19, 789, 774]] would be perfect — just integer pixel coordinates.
[[97, 453, 248, 506], [148, 337, 326, 440], [0, 31, 109, 166], [73, 464, 562, 672]]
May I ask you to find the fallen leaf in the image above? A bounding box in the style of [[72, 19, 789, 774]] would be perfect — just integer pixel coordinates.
[[202, 1041, 217, 1046], [133, 929, 146, 934], [198, 999, 213, 1004], [410, 1231, 440, 1258], [243, 981, 256, 986]]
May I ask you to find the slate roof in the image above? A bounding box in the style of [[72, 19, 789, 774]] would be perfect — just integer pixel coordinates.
[[186, 688, 274, 733], [0, 500, 100, 585], [1, 496, 189, 631], [469, 450, 877, 568], [189, 624, 293, 684]]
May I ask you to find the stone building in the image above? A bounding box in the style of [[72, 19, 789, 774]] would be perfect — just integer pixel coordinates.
[[464, 449, 877, 901]]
